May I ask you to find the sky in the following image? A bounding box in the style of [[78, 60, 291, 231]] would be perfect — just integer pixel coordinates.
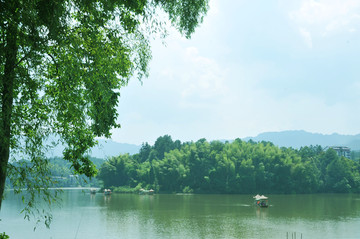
[[111, 0, 360, 145]]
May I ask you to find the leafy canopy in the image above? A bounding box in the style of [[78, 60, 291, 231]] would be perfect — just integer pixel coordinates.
[[0, 0, 209, 222], [99, 136, 360, 194]]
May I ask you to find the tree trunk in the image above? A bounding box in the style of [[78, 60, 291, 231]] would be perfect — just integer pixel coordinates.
[[0, 18, 18, 209]]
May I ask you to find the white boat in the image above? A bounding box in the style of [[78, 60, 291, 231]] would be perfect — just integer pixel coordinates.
[[139, 188, 154, 195], [253, 194, 269, 207]]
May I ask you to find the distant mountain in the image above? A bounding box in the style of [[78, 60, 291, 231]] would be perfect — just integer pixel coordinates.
[[13, 131, 360, 160], [243, 130, 360, 150], [46, 139, 141, 159], [91, 139, 141, 158]]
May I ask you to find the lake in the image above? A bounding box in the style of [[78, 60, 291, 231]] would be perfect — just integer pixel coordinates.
[[1, 190, 360, 238]]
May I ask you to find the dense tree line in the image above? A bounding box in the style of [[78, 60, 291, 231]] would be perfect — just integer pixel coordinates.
[[47, 157, 103, 187], [98, 135, 360, 194]]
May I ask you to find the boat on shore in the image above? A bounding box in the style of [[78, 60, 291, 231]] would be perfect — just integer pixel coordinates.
[[139, 188, 154, 195], [253, 194, 269, 207]]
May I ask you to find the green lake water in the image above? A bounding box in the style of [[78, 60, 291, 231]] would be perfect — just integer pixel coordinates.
[[1, 190, 360, 238]]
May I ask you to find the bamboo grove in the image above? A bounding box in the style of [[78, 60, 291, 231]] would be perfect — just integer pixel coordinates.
[[98, 135, 360, 194]]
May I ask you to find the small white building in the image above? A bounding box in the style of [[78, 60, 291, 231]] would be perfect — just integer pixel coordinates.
[[326, 146, 351, 159]]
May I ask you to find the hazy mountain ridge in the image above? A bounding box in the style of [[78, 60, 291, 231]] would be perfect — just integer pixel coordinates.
[[91, 140, 141, 158], [29, 130, 360, 159], [46, 139, 141, 159], [243, 130, 360, 150]]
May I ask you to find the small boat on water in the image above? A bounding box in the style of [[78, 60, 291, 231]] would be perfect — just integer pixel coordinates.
[[139, 188, 154, 195], [253, 194, 269, 207], [104, 189, 112, 195]]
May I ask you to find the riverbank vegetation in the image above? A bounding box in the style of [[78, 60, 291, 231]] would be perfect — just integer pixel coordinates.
[[47, 157, 103, 188], [5, 157, 103, 189], [98, 135, 360, 194]]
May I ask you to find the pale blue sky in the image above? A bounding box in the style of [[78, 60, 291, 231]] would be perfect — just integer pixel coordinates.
[[112, 0, 360, 144]]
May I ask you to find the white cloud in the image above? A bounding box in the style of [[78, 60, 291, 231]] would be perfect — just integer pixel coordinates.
[[231, 90, 360, 137], [109, 1, 360, 144], [291, 0, 360, 27], [290, 0, 360, 45], [299, 27, 313, 47], [208, 0, 219, 16], [179, 47, 229, 107]]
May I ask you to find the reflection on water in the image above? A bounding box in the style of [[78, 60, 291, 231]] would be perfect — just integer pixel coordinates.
[[255, 207, 268, 219], [1, 191, 360, 239]]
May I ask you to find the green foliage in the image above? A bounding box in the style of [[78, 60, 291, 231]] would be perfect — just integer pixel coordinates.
[[6, 157, 102, 188], [0, 232, 9, 239], [112, 184, 142, 193], [0, 0, 209, 226], [98, 136, 360, 194], [46, 157, 102, 187], [182, 186, 193, 194]]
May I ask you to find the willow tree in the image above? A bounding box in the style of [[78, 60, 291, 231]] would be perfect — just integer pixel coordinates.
[[0, 0, 208, 215]]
